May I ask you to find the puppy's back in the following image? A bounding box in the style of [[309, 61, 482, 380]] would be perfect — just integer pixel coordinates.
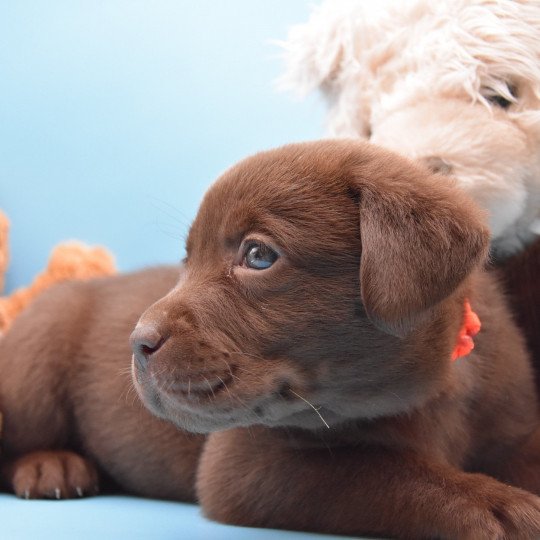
[[0, 266, 181, 456]]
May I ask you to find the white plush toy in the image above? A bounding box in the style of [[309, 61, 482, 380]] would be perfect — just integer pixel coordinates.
[[279, 0, 540, 257]]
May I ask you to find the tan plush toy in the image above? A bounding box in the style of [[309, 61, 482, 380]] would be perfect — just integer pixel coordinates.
[[0, 211, 116, 336]]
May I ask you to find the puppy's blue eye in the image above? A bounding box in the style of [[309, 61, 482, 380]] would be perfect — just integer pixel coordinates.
[[243, 242, 278, 270]]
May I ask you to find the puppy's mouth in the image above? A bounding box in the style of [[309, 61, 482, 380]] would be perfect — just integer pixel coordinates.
[[158, 370, 236, 404], [132, 357, 233, 401], [131, 355, 335, 433]]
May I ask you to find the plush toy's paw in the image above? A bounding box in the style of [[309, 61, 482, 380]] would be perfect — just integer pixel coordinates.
[[455, 478, 540, 539], [9, 450, 99, 499]]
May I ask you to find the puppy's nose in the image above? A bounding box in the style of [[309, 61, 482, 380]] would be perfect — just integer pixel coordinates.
[[130, 325, 166, 370], [419, 156, 453, 176]]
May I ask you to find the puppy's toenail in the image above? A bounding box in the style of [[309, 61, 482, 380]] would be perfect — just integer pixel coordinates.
[[76, 487, 84, 497], [55, 488, 61, 499], [23, 489, 30, 500]]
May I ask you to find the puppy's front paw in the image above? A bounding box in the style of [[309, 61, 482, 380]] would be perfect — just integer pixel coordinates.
[[455, 478, 540, 539], [8, 450, 99, 499]]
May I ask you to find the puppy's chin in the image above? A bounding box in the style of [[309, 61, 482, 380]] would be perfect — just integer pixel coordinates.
[[131, 360, 263, 433], [133, 382, 261, 434], [138, 389, 343, 434], [131, 358, 346, 433]]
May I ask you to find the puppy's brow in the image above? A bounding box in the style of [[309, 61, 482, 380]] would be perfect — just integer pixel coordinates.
[[223, 233, 245, 250], [221, 220, 277, 250]]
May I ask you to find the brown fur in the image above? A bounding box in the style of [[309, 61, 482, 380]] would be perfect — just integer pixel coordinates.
[[502, 237, 540, 392], [2, 140, 540, 539]]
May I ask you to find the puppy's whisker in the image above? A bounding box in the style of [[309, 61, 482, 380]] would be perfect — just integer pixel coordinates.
[[203, 376, 217, 399], [149, 196, 191, 228], [130, 386, 140, 407], [216, 375, 235, 402], [165, 378, 175, 394], [289, 390, 330, 430], [154, 223, 185, 242], [120, 382, 139, 407], [117, 366, 134, 377], [220, 358, 237, 381], [118, 385, 130, 404], [117, 372, 137, 402], [151, 366, 168, 380]]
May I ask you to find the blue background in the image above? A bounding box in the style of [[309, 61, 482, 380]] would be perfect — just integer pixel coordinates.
[[0, 3, 349, 538], [0, 0, 324, 293], [0, 4, 356, 539]]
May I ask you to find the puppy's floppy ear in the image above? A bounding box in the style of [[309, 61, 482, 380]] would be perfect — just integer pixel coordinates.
[[349, 154, 489, 337]]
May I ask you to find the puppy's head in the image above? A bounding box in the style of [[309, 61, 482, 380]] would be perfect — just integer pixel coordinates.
[[131, 140, 488, 433]]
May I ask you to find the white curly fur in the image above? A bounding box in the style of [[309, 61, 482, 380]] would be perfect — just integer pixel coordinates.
[[279, 0, 540, 256]]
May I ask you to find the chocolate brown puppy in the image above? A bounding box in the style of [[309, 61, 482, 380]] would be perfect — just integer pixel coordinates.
[[133, 140, 540, 538], [2, 140, 540, 539]]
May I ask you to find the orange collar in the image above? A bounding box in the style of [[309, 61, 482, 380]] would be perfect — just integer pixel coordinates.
[[451, 300, 481, 361]]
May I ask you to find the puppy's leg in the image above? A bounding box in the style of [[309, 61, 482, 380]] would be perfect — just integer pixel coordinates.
[[0, 284, 98, 498], [484, 426, 540, 496], [4, 451, 98, 499], [197, 429, 540, 539]]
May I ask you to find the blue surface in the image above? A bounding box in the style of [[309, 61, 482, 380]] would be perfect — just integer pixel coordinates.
[[0, 495, 364, 540], [0, 0, 325, 293]]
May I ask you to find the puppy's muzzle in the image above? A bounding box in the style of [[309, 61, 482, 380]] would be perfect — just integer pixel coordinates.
[[130, 324, 166, 371], [130, 322, 235, 402]]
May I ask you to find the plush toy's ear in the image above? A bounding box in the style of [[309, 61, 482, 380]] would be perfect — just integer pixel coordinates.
[[277, 0, 395, 95], [349, 154, 489, 337], [276, 5, 345, 97], [276, 1, 382, 137]]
